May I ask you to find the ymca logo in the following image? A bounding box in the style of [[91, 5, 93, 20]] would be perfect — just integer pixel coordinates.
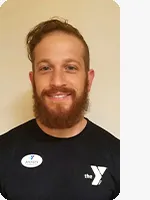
[[30, 155, 35, 160], [84, 165, 107, 186], [21, 154, 43, 168]]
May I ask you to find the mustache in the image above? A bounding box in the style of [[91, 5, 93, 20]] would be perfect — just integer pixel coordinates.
[[41, 85, 76, 97]]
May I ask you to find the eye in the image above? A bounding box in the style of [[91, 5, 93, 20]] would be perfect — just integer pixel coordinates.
[[66, 65, 77, 71], [40, 65, 51, 71]]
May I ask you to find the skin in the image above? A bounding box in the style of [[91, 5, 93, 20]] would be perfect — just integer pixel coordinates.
[[29, 31, 95, 138]]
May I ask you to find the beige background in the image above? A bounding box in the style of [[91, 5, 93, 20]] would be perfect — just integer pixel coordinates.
[[0, 0, 120, 138]]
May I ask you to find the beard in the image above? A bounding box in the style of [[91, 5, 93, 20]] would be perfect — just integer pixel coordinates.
[[32, 77, 89, 129]]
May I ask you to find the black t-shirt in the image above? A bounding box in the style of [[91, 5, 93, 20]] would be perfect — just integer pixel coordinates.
[[0, 118, 120, 200]]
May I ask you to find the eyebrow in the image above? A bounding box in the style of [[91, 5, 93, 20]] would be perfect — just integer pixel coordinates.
[[36, 58, 81, 67]]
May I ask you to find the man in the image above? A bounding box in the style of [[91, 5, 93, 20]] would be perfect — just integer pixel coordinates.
[[0, 18, 120, 200]]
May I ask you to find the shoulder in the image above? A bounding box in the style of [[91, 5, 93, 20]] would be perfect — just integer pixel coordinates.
[[0, 119, 36, 148], [86, 118, 120, 168], [86, 118, 120, 150]]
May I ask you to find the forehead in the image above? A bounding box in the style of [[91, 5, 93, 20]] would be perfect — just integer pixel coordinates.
[[33, 32, 85, 64]]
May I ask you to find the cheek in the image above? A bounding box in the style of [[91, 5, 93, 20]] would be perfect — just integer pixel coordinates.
[[73, 79, 86, 96], [34, 77, 49, 96]]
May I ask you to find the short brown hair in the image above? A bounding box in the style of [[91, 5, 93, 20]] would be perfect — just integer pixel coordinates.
[[26, 17, 90, 71]]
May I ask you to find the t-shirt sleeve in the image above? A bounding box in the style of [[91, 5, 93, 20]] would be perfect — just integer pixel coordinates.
[[0, 135, 7, 199], [112, 139, 120, 199]]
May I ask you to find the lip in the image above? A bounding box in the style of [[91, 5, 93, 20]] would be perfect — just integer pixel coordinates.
[[47, 94, 71, 101], [48, 92, 71, 97]]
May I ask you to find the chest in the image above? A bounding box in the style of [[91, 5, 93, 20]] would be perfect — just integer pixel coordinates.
[[2, 142, 115, 200]]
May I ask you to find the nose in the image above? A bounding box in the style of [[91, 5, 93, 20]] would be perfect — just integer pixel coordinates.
[[50, 69, 66, 87]]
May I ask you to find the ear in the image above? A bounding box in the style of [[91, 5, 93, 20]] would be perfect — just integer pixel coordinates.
[[29, 71, 33, 85], [87, 69, 95, 92]]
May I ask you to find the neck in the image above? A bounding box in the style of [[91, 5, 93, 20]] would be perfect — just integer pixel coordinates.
[[36, 117, 87, 138]]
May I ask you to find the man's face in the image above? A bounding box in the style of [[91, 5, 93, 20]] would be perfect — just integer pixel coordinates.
[[29, 31, 94, 129]]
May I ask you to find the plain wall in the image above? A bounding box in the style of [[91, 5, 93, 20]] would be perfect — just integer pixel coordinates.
[[0, 0, 120, 138]]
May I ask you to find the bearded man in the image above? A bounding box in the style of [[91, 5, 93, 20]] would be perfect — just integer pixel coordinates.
[[0, 18, 120, 200]]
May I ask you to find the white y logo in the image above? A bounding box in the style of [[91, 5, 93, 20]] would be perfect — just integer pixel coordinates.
[[91, 165, 107, 185]]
